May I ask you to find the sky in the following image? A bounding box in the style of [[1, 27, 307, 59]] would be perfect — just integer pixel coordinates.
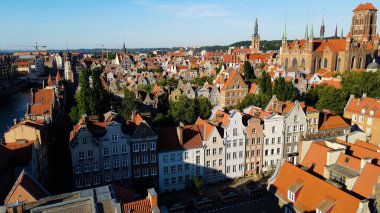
[[0, 0, 378, 50]]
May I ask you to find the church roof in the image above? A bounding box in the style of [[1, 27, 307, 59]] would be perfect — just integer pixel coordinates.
[[353, 3, 377, 11]]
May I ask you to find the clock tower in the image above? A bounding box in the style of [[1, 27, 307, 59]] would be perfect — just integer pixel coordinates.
[[251, 18, 260, 54]]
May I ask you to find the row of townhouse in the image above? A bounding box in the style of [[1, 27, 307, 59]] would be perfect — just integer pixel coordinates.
[[69, 112, 158, 190]]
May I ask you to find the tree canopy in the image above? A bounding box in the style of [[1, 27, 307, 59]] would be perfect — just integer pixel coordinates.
[[236, 93, 271, 110], [259, 71, 272, 95], [314, 85, 348, 115], [341, 70, 380, 98], [117, 88, 141, 120], [243, 61, 255, 81], [272, 77, 296, 102], [169, 95, 212, 124]]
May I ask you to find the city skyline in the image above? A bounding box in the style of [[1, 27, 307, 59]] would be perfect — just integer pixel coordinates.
[[0, 0, 376, 50]]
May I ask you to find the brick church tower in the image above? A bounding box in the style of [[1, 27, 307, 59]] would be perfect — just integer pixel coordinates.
[[251, 18, 260, 54], [350, 3, 377, 42]]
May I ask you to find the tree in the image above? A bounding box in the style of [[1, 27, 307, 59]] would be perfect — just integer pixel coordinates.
[[341, 71, 380, 98], [315, 85, 348, 115], [118, 88, 140, 120], [236, 93, 271, 110], [89, 68, 112, 116], [187, 176, 204, 196], [169, 95, 196, 124], [243, 61, 255, 81], [273, 77, 296, 102], [191, 76, 214, 86], [195, 97, 212, 119], [69, 69, 92, 122], [157, 93, 170, 114], [259, 71, 272, 95]]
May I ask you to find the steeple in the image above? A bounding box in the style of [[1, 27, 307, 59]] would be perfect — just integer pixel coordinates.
[[309, 23, 314, 41], [334, 24, 338, 38], [320, 16, 325, 40], [123, 42, 127, 54], [341, 28, 344, 39], [305, 22, 309, 41], [254, 17, 259, 37], [282, 22, 287, 42]]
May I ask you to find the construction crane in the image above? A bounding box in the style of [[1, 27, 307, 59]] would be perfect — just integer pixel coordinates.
[[7, 42, 47, 54], [96, 43, 105, 60]]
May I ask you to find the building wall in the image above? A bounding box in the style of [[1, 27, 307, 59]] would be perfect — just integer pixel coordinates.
[[344, 110, 380, 145], [245, 117, 264, 176], [263, 114, 284, 172], [220, 73, 248, 107], [158, 148, 203, 192], [4, 124, 42, 144], [204, 127, 225, 183], [224, 112, 246, 179], [306, 111, 319, 134]]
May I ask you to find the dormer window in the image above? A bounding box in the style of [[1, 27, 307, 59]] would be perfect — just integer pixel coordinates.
[[287, 182, 303, 203], [287, 190, 295, 202], [361, 108, 366, 114], [370, 110, 374, 116]]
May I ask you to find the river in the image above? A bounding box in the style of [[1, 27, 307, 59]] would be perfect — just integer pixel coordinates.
[[0, 89, 31, 137]]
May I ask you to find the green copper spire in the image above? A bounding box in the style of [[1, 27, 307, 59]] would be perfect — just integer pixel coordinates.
[[309, 23, 314, 40], [305, 22, 309, 40], [341, 28, 344, 39]]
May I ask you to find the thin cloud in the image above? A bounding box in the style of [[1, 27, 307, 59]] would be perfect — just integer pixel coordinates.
[[134, 0, 230, 18]]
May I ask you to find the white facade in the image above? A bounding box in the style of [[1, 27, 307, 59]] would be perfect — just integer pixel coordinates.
[[223, 111, 246, 179], [203, 126, 226, 183], [262, 114, 284, 172], [158, 147, 204, 192]]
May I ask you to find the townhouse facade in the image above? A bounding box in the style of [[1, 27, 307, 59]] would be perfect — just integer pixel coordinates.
[[69, 112, 132, 189], [220, 71, 248, 107]]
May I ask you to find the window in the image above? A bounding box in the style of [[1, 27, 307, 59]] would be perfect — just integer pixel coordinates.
[[76, 178, 83, 188], [88, 151, 93, 158], [265, 150, 268, 156], [122, 158, 128, 167], [287, 190, 295, 202], [219, 148, 223, 155], [164, 178, 169, 185], [227, 166, 230, 173], [94, 176, 100, 185], [93, 163, 99, 171], [367, 118, 373, 125], [293, 135, 298, 143], [142, 155, 148, 164], [265, 138, 269, 145], [84, 164, 90, 172], [206, 149, 210, 156], [148, 142, 155, 150], [277, 137, 281, 144], [293, 125, 298, 132], [185, 164, 189, 171], [133, 144, 139, 152], [163, 155, 169, 162], [287, 126, 292, 133], [114, 172, 121, 180], [252, 138, 256, 145], [253, 128, 257, 133], [287, 147, 291, 153], [143, 168, 149, 177], [233, 165, 236, 172], [207, 161, 211, 167], [75, 166, 82, 174], [314, 118, 318, 124], [123, 171, 129, 179], [178, 165, 183, 172], [104, 161, 110, 169], [233, 141, 237, 147], [82, 138, 87, 143], [134, 156, 140, 165], [227, 153, 231, 160], [121, 145, 127, 153], [170, 154, 176, 161], [105, 173, 112, 182], [184, 152, 189, 159], [134, 169, 140, 177], [141, 143, 147, 151], [293, 146, 298, 152], [352, 114, 357, 121], [113, 159, 120, 168], [233, 152, 237, 159], [294, 115, 299, 122], [272, 126, 277, 133], [361, 108, 366, 114], [257, 149, 261, 156], [287, 136, 291, 143], [103, 148, 109, 156], [171, 177, 176, 184], [213, 148, 217, 156], [213, 137, 217, 143], [79, 152, 85, 159], [277, 148, 280, 155], [233, 128, 238, 136], [300, 125, 305, 132], [329, 171, 346, 184], [239, 140, 243, 146], [271, 149, 274, 155], [178, 176, 183, 183], [246, 151, 250, 157], [219, 159, 223, 166], [370, 110, 374, 116], [239, 151, 243, 158], [111, 134, 118, 142], [271, 138, 275, 144], [164, 167, 168, 174], [257, 138, 261, 144], [196, 156, 200, 164], [171, 165, 176, 173], [113, 146, 119, 155], [150, 154, 156, 163]]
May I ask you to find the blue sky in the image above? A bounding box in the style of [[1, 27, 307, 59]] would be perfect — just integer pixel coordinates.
[[0, 0, 378, 49]]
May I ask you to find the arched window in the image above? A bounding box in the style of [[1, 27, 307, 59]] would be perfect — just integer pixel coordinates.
[[301, 58, 305, 67], [323, 58, 328, 68], [351, 56, 355, 69], [292, 58, 297, 68], [359, 58, 363, 69], [318, 58, 322, 70], [312, 58, 317, 73], [335, 57, 341, 71]]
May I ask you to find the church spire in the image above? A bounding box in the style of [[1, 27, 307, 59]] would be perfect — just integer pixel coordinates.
[[334, 24, 338, 38], [282, 21, 287, 41], [305, 22, 309, 41], [254, 17, 259, 37], [320, 16, 325, 40], [341, 28, 344, 39], [310, 23, 314, 40]]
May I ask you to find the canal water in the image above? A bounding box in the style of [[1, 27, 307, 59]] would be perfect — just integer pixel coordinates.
[[0, 89, 31, 137]]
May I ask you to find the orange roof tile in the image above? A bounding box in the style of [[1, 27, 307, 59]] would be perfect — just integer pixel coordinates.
[[271, 161, 361, 212], [123, 198, 151, 213], [353, 3, 377, 11], [301, 142, 332, 176], [158, 125, 204, 151], [352, 163, 380, 198], [336, 153, 361, 172], [249, 83, 259, 94], [345, 97, 380, 118], [319, 115, 350, 130], [321, 80, 341, 88]]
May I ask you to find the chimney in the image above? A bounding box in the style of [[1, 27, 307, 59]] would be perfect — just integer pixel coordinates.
[[326, 149, 341, 166], [357, 199, 369, 212], [362, 93, 367, 98], [147, 188, 158, 209], [177, 125, 184, 145]]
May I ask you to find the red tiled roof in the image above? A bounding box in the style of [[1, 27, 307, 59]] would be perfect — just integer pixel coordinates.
[[29, 104, 51, 115], [158, 124, 204, 151], [249, 83, 259, 94], [32, 89, 54, 105], [321, 80, 341, 88], [248, 53, 272, 62], [336, 153, 361, 172], [319, 115, 350, 130], [315, 39, 346, 52], [270, 161, 362, 212], [353, 3, 377, 11], [123, 199, 151, 213], [301, 142, 332, 176], [352, 163, 380, 198], [345, 97, 380, 118]]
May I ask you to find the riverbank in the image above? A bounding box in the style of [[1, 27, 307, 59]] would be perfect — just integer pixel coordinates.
[[0, 80, 32, 99]]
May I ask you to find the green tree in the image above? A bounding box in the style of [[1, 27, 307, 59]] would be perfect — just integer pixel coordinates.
[[169, 95, 196, 124], [69, 69, 92, 122], [236, 93, 271, 110], [157, 93, 169, 114], [243, 61, 255, 81], [259, 71, 272, 95], [187, 176, 204, 196], [273, 77, 296, 102], [341, 71, 380, 98], [118, 88, 140, 120], [89, 68, 112, 116], [195, 97, 212, 119], [191, 76, 214, 86], [315, 85, 348, 115]]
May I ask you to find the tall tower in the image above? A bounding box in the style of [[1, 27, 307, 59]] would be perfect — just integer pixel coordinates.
[[334, 24, 338, 38], [320, 16, 325, 40], [251, 18, 260, 54], [350, 3, 378, 41]]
